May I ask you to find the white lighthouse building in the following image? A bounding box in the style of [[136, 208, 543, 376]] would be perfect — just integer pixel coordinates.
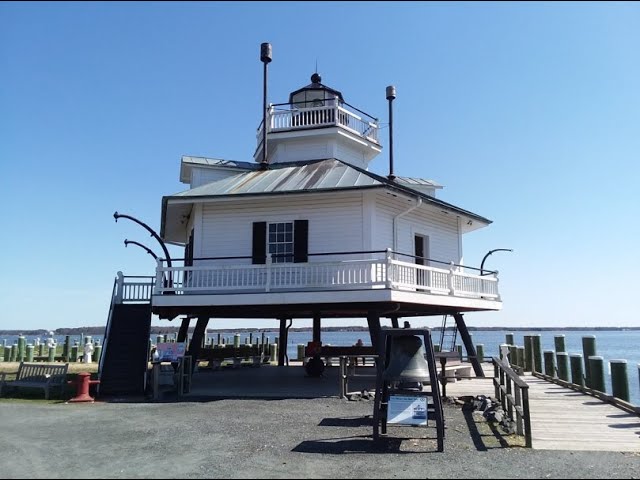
[[100, 52, 501, 394]]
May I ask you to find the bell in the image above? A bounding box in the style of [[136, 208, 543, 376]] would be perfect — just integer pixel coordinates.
[[382, 335, 431, 383]]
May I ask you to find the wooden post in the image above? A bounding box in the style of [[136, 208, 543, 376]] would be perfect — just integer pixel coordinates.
[[509, 345, 518, 367], [588, 356, 606, 393], [63, 336, 70, 362], [556, 352, 569, 381], [554, 335, 565, 353], [532, 335, 542, 374], [26, 345, 34, 362], [610, 360, 629, 402], [476, 344, 484, 363], [516, 346, 525, 369], [523, 335, 533, 372], [543, 350, 555, 377], [570, 353, 584, 387], [522, 387, 532, 448], [505, 333, 514, 345], [582, 336, 597, 388], [48, 346, 56, 363], [17, 336, 26, 362]]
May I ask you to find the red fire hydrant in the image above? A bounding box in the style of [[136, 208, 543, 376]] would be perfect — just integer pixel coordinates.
[[67, 372, 100, 403]]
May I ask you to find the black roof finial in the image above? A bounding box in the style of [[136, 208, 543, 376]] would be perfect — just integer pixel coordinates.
[[311, 72, 322, 84]]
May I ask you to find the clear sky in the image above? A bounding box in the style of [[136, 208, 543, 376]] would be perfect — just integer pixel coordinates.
[[1, 2, 639, 331]]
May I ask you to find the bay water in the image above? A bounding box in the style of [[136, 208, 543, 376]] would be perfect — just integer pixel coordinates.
[[2, 328, 638, 405]]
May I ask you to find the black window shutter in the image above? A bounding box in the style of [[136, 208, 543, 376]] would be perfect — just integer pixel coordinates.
[[294, 220, 308, 263], [252, 222, 267, 264]]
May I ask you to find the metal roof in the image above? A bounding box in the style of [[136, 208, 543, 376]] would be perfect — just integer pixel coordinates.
[[181, 156, 257, 170], [162, 158, 493, 241], [172, 159, 381, 198], [395, 176, 443, 188]]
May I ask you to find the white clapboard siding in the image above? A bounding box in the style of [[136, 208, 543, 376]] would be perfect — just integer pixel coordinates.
[[198, 192, 364, 261], [374, 192, 461, 264], [191, 167, 245, 188]]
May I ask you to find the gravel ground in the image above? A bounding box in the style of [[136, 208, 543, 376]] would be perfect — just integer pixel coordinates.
[[0, 397, 638, 479]]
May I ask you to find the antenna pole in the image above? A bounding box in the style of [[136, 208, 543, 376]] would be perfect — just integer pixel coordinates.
[[260, 43, 272, 168], [386, 86, 396, 181]]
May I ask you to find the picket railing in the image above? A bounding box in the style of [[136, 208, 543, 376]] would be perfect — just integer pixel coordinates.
[[152, 251, 499, 301]]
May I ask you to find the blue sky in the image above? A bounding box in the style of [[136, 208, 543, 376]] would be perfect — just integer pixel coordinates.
[[1, 2, 639, 330]]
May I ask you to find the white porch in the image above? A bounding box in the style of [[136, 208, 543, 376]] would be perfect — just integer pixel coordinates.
[[148, 250, 501, 313]]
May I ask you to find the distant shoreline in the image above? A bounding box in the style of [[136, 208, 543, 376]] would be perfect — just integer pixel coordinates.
[[2, 326, 640, 336]]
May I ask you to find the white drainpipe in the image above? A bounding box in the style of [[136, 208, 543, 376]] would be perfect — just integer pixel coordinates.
[[392, 196, 422, 253]]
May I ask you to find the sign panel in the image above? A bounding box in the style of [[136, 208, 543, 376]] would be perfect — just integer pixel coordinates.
[[155, 342, 186, 362], [387, 395, 428, 426]]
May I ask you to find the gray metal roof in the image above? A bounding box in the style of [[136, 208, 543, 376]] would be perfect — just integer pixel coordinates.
[[181, 156, 257, 170], [162, 158, 493, 241], [172, 159, 381, 198], [395, 176, 443, 188]]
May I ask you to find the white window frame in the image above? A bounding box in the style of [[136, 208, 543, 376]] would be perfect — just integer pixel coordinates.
[[267, 221, 295, 263]]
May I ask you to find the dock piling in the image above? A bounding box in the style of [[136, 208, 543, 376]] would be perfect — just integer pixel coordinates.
[[543, 350, 555, 377], [588, 356, 606, 393], [554, 335, 566, 353], [582, 336, 597, 388], [570, 353, 585, 387], [556, 352, 570, 381], [610, 360, 630, 402]]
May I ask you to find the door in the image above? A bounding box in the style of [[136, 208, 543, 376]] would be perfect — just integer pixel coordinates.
[[414, 235, 429, 289]]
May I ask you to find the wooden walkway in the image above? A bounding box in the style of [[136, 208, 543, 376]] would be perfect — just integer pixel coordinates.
[[445, 369, 640, 452]]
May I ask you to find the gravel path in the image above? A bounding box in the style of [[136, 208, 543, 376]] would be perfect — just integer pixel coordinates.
[[0, 398, 638, 479]]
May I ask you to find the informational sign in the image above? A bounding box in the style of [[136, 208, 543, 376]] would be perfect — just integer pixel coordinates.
[[387, 395, 428, 426], [155, 342, 186, 362]]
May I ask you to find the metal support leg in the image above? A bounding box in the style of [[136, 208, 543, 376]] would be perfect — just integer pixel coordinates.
[[186, 317, 208, 373], [453, 313, 484, 377]]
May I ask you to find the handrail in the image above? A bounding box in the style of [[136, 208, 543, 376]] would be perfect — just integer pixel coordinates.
[[493, 356, 532, 448], [391, 251, 498, 275], [98, 277, 119, 386]]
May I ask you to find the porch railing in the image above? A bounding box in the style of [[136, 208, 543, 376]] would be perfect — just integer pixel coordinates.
[[152, 250, 500, 301], [257, 102, 380, 144], [114, 273, 155, 304]]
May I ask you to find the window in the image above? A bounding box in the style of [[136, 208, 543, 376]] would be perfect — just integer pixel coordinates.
[[268, 222, 294, 263]]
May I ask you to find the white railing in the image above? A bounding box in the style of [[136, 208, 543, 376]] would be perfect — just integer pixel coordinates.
[[152, 253, 499, 301], [115, 273, 154, 304], [256, 104, 379, 144], [155, 258, 387, 294]]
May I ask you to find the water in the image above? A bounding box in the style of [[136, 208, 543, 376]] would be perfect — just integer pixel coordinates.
[[2, 329, 638, 405]]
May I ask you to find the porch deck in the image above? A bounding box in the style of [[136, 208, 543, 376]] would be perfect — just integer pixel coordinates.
[[146, 250, 501, 317]]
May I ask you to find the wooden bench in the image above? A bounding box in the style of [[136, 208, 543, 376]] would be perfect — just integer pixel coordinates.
[[0, 362, 69, 400], [199, 346, 264, 369]]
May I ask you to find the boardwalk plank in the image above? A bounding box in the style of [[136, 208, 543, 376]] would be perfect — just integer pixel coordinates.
[[444, 366, 640, 452]]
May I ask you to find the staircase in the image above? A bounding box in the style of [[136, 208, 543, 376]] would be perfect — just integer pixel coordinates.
[[98, 274, 153, 397]]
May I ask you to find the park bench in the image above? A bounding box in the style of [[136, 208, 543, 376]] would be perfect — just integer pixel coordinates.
[[199, 346, 264, 369], [0, 362, 69, 400]]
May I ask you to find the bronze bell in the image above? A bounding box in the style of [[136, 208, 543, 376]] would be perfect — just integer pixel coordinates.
[[382, 335, 431, 382]]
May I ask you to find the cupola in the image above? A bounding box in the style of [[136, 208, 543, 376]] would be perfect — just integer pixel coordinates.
[[254, 72, 382, 169]]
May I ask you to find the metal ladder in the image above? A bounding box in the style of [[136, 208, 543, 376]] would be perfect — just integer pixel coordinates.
[[439, 315, 458, 352]]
